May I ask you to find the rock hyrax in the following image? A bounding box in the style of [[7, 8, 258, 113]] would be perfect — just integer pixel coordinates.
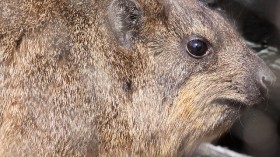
[[0, 0, 276, 156]]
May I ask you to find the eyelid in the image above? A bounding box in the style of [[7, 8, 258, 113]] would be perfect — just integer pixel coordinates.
[[187, 35, 211, 46]]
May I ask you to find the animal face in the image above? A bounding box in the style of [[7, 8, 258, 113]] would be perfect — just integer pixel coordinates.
[[106, 0, 276, 155]]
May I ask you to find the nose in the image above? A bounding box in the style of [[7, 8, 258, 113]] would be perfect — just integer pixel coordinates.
[[257, 66, 277, 93]]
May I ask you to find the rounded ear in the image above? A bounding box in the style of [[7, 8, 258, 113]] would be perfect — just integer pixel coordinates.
[[108, 0, 143, 48]]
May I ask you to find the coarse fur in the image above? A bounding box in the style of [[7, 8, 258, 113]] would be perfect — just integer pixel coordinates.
[[0, 0, 276, 156]]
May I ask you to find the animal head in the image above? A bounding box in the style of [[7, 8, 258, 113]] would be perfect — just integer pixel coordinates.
[[104, 0, 276, 155]]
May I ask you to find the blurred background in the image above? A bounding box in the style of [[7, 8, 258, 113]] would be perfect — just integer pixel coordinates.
[[200, 0, 280, 157]]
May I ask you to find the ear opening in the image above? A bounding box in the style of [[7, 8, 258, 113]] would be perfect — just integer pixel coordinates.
[[108, 0, 143, 48]]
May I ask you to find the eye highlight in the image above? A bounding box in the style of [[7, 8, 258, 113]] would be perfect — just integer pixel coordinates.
[[185, 35, 210, 58]]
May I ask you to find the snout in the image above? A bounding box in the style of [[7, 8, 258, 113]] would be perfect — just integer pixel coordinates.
[[217, 52, 277, 109]]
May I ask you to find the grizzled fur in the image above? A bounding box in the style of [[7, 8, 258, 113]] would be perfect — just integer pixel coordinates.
[[0, 0, 276, 156]]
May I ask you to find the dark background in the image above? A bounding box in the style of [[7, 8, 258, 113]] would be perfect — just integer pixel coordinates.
[[201, 0, 280, 157]]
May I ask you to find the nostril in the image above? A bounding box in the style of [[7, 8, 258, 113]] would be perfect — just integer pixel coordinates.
[[255, 57, 277, 96], [262, 76, 273, 87], [258, 76, 269, 96], [258, 71, 277, 93]]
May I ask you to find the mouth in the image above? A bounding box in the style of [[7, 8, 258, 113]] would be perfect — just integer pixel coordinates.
[[211, 98, 249, 111]]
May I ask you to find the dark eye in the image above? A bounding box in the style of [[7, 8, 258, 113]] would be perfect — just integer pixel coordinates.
[[186, 37, 209, 58]]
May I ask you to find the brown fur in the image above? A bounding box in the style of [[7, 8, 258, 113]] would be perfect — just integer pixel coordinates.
[[0, 0, 276, 156]]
